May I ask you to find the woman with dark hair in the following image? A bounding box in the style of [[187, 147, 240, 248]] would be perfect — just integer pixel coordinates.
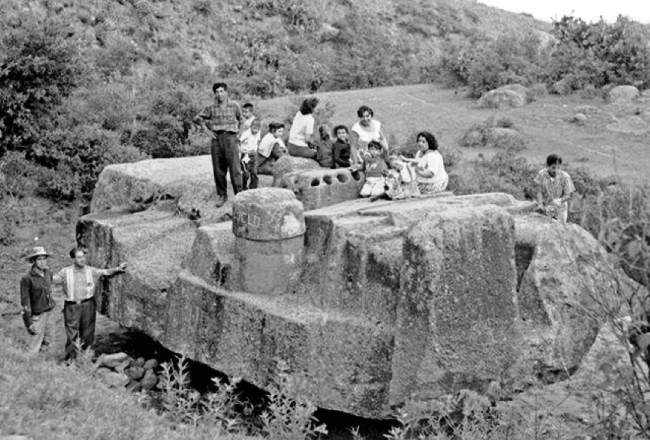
[[350, 105, 387, 165], [288, 97, 319, 159], [401, 131, 448, 195]]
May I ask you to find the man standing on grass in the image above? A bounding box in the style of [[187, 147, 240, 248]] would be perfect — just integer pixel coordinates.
[[195, 82, 243, 207], [53, 247, 127, 360], [535, 153, 575, 223], [20, 246, 57, 355]]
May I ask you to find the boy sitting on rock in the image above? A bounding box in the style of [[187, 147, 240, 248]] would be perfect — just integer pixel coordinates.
[[356, 141, 388, 198], [257, 122, 287, 175]]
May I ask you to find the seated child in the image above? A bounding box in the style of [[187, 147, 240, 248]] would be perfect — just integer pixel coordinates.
[[383, 155, 420, 200], [239, 118, 261, 190], [257, 122, 287, 175], [332, 125, 351, 169], [357, 140, 388, 198], [314, 126, 334, 168]]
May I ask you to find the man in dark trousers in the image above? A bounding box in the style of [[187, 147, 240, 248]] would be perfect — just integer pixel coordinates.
[[53, 247, 127, 360], [195, 82, 243, 207], [20, 246, 57, 355]]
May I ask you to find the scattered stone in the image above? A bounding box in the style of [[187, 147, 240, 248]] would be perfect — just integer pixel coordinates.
[[607, 85, 640, 104], [143, 359, 159, 370], [134, 357, 146, 367], [96, 368, 129, 388], [125, 366, 146, 381], [126, 380, 143, 393], [141, 369, 158, 390], [96, 352, 130, 369], [571, 113, 587, 125]]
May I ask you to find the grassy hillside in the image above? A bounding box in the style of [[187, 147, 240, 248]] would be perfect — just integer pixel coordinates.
[[0, 0, 550, 95]]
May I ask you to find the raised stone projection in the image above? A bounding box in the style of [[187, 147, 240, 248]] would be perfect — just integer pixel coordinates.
[[271, 155, 320, 186], [279, 168, 366, 210], [231, 189, 305, 295], [77, 167, 630, 418]]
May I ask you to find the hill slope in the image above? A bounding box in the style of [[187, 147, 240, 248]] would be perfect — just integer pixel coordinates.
[[0, 0, 550, 95]]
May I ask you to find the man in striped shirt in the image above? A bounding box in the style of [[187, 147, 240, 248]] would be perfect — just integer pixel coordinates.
[[53, 247, 127, 360], [195, 82, 243, 207]]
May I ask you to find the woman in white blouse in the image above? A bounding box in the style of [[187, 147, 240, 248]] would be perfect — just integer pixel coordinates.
[[288, 97, 319, 159], [350, 105, 387, 165], [401, 131, 448, 195]]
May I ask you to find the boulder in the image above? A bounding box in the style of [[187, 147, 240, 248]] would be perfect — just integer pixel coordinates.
[[607, 85, 640, 104], [279, 168, 366, 210], [141, 369, 158, 390], [96, 368, 130, 388], [271, 155, 321, 187], [96, 352, 130, 370], [552, 78, 574, 95], [477, 87, 527, 109], [125, 366, 146, 381], [571, 113, 587, 126], [79, 170, 629, 418], [143, 359, 159, 370]]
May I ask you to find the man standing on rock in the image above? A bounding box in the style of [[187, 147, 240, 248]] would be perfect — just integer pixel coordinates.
[[53, 247, 128, 360], [195, 82, 243, 207], [20, 246, 57, 355]]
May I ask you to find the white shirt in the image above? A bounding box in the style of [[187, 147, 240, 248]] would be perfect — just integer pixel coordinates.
[[288, 112, 314, 147], [239, 129, 261, 155], [351, 120, 382, 145], [258, 133, 285, 158], [416, 150, 448, 185]]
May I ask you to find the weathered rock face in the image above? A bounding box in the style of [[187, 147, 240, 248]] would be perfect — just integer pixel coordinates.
[[607, 85, 639, 104], [477, 85, 528, 109], [271, 155, 321, 186], [77, 161, 629, 418]]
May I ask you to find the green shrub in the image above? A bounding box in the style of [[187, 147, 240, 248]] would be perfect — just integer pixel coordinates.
[[0, 20, 85, 158], [34, 124, 148, 201]]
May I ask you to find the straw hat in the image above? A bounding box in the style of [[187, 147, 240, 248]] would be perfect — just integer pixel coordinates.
[[25, 246, 50, 261]]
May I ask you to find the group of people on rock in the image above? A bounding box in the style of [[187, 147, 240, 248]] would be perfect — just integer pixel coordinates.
[[194, 83, 451, 206], [194, 82, 574, 221]]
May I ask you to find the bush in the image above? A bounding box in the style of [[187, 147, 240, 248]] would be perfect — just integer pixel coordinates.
[[0, 20, 85, 158], [34, 124, 148, 201]]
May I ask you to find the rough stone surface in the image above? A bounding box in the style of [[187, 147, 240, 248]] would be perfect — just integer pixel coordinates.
[[141, 369, 158, 390], [125, 366, 146, 381], [97, 368, 130, 388], [96, 352, 130, 369], [90, 155, 272, 224], [477, 87, 526, 108], [572, 113, 587, 125], [232, 188, 305, 240], [279, 168, 365, 210], [607, 85, 640, 104], [390, 205, 520, 401], [515, 217, 621, 371], [143, 359, 159, 370], [80, 172, 628, 418], [271, 155, 321, 186]]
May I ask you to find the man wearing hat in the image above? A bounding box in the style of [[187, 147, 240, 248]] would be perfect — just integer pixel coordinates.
[[53, 247, 128, 360], [20, 246, 57, 355]]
